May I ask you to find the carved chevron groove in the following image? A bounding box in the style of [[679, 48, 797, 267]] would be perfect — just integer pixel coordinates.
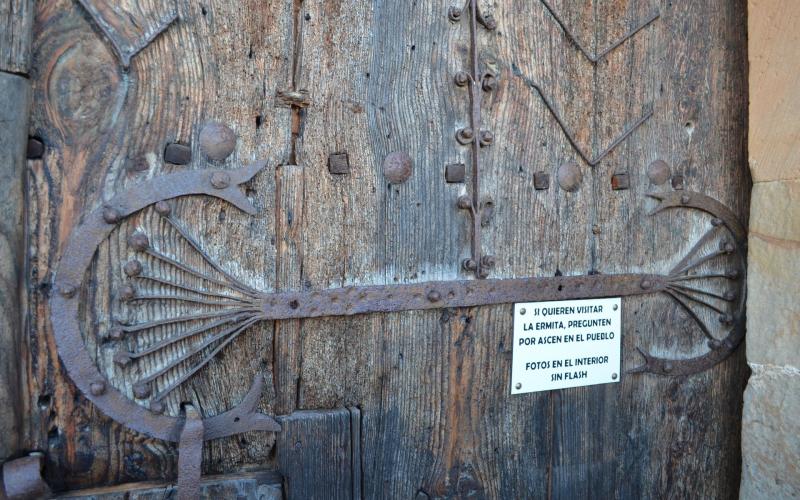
[[76, 0, 179, 69], [540, 0, 660, 63], [512, 64, 654, 166]]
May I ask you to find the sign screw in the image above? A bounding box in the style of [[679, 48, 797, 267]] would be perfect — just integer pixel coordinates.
[[612, 373, 618, 380], [515, 383, 522, 390], [613, 304, 619, 311], [519, 308, 526, 315]]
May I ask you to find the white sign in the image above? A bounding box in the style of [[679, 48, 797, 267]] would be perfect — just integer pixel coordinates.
[[511, 297, 621, 394]]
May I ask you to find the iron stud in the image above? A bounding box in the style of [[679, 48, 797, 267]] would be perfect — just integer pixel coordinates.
[[427, 290, 442, 302], [114, 351, 132, 367], [103, 207, 121, 224], [456, 127, 475, 145], [118, 284, 136, 301], [457, 195, 472, 210], [454, 71, 470, 87], [90, 381, 106, 396], [640, 279, 652, 290], [462, 258, 478, 271], [133, 382, 152, 400], [128, 232, 150, 252], [123, 260, 143, 277], [448, 6, 462, 22], [108, 326, 124, 341], [680, 194, 691, 205], [481, 255, 496, 269], [210, 171, 231, 189], [199, 122, 237, 161], [154, 200, 171, 216], [150, 401, 165, 414], [479, 130, 494, 147]]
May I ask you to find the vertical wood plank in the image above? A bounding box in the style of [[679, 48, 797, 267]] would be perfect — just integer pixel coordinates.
[[0, 0, 34, 74]]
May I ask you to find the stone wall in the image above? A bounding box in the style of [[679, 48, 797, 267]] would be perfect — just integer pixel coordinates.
[[741, 1, 800, 497]]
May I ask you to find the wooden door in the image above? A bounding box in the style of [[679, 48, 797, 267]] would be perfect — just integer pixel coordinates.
[[16, 0, 748, 498]]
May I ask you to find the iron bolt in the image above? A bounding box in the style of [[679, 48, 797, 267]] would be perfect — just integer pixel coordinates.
[[456, 127, 475, 145], [427, 290, 442, 302], [118, 284, 136, 301], [680, 194, 691, 205], [133, 382, 152, 399], [114, 351, 132, 367], [457, 195, 472, 209], [59, 283, 77, 298], [708, 339, 722, 350], [454, 71, 470, 87], [481, 255, 496, 269], [462, 258, 478, 271], [210, 171, 231, 189], [150, 401, 165, 414], [482, 73, 498, 92], [128, 232, 150, 252], [90, 381, 106, 396], [123, 260, 143, 277], [154, 200, 172, 216], [103, 207, 121, 224], [640, 279, 653, 290], [108, 326, 124, 341], [722, 242, 735, 254], [479, 130, 494, 147], [448, 6, 462, 22]]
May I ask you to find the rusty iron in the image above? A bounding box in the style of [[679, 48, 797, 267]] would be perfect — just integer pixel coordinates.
[[51, 161, 280, 443], [611, 172, 630, 190], [445, 163, 466, 183], [451, 0, 497, 279], [177, 405, 203, 500], [533, 172, 550, 190], [1, 454, 50, 500], [383, 152, 413, 184], [557, 161, 582, 192], [199, 122, 237, 161], [328, 152, 350, 174], [647, 159, 671, 185], [539, 0, 660, 64], [164, 143, 192, 165]]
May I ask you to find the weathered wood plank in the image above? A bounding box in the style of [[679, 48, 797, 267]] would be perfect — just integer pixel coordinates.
[[0, 0, 33, 74], [0, 70, 30, 461]]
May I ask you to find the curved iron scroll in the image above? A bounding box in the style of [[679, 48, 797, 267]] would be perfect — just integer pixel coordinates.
[[51, 163, 746, 442]]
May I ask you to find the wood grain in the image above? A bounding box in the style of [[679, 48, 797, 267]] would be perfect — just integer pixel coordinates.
[[22, 0, 748, 497], [0, 0, 33, 74]]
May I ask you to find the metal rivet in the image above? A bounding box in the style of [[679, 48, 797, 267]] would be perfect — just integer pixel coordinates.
[[133, 382, 151, 399], [210, 171, 231, 189], [612, 373, 618, 380], [708, 339, 721, 350], [123, 260, 143, 277], [640, 279, 652, 290], [59, 284, 77, 298], [90, 381, 106, 396], [445, 163, 466, 183], [515, 383, 522, 390], [108, 326, 124, 341], [613, 304, 619, 311], [457, 195, 472, 210], [479, 130, 494, 147], [462, 258, 477, 271], [27, 137, 45, 159], [481, 255, 496, 269], [647, 160, 671, 185], [289, 299, 300, 310], [154, 200, 172, 216], [482, 73, 498, 92], [427, 290, 442, 302], [448, 6, 462, 22], [328, 152, 350, 174], [671, 174, 685, 190], [383, 152, 413, 184], [114, 351, 132, 367], [663, 362, 673, 373], [128, 232, 150, 252], [199, 122, 237, 161], [723, 242, 735, 254], [680, 194, 691, 205], [164, 143, 192, 165], [533, 172, 550, 190], [557, 161, 582, 192], [118, 284, 136, 301], [150, 401, 165, 414], [454, 71, 470, 87], [611, 173, 630, 190], [711, 218, 723, 227], [103, 207, 121, 224], [519, 308, 526, 315], [456, 128, 475, 145]]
